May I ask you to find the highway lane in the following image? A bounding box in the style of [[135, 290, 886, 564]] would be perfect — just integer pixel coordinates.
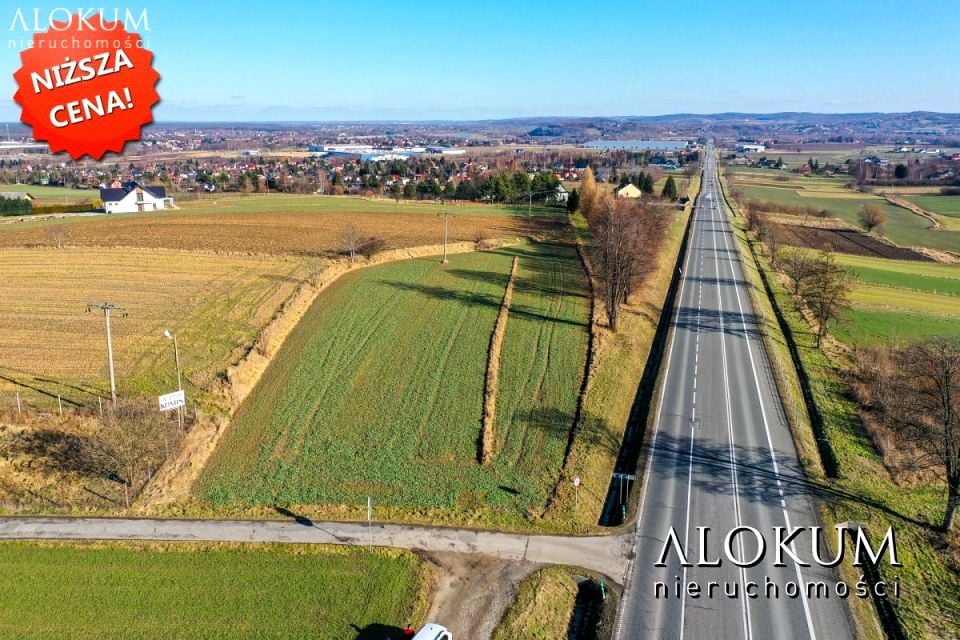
[[616, 145, 854, 640]]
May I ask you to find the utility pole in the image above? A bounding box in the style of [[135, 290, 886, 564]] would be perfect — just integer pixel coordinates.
[[439, 212, 450, 264], [87, 303, 125, 407]]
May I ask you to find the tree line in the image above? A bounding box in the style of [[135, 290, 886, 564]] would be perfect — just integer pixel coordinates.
[[579, 167, 671, 330], [0, 196, 32, 216]]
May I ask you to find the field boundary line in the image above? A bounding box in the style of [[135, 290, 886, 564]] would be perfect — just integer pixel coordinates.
[[881, 193, 942, 229], [480, 255, 519, 465]]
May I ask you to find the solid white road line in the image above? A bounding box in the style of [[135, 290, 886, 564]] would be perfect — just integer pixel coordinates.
[[710, 185, 752, 640]]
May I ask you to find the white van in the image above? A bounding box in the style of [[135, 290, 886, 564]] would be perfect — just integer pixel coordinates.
[[412, 623, 452, 640]]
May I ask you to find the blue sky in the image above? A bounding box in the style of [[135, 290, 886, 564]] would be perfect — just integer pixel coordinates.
[[1, 0, 957, 122]]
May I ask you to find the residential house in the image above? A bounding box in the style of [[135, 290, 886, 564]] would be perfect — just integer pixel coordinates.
[[617, 184, 642, 199], [550, 183, 570, 203], [99, 182, 173, 214]]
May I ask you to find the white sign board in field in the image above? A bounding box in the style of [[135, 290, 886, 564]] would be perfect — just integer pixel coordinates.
[[158, 389, 185, 412]]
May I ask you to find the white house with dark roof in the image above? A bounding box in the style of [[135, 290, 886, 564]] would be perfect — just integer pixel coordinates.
[[99, 182, 173, 214]]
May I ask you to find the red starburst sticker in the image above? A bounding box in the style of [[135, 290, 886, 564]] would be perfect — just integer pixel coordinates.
[[12, 13, 160, 160]]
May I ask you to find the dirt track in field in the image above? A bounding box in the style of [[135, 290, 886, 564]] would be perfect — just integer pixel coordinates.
[[422, 552, 537, 640]]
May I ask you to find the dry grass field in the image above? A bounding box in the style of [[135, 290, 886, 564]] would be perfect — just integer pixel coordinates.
[[0, 247, 313, 409], [0, 195, 557, 256]]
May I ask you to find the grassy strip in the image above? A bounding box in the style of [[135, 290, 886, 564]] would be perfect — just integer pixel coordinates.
[[483, 256, 520, 464], [718, 172, 828, 478], [494, 566, 618, 640], [721, 166, 960, 639], [494, 566, 579, 640], [0, 540, 429, 640]]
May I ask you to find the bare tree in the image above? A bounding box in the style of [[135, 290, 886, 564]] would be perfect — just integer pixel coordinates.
[[858, 204, 886, 235], [759, 220, 779, 263], [745, 205, 766, 238], [48, 224, 69, 249], [338, 222, 365, 265], [589, 197, 668, 330], [779, 247, 817, 295], [88, 404, 180, 508], [870, 339, 960, 532], [358, 234, 388, 259], [800, 252, 853, 347]]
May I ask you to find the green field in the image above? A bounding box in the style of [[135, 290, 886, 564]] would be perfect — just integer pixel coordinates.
[[0, 186, 560, 218], [176, 193, 563, 218], [735, 181, 960, 253], [829, 254, 960, 346], [0, 183, 100, 203], [905, 194, 960, 218], [198, 243, 590, 523], [834, 253, 960, 295], [0, 542, 425, 640]]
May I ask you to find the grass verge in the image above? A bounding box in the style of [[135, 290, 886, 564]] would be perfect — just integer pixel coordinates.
[[553, 177, 698, 530], [494, 566, 617, 640]]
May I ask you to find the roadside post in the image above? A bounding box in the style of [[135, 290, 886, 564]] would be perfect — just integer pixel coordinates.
[[367, 496, 373, 547], [163, 329, 184, 433], [439, 212, 450, 264], [573, 476, 581, 511]]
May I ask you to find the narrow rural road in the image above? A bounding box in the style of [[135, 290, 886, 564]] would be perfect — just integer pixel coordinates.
[[615, 145, 855, 640], [0, 515, 631, 580]]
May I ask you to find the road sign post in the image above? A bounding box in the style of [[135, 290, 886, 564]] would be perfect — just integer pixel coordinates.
[[573, 476, 581, 511]]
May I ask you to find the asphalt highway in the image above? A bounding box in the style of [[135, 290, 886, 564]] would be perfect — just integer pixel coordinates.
[[615, 145, 854, 640]]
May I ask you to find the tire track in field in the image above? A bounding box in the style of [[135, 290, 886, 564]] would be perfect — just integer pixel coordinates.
[[268, 269, 420, 461], [505, 250, 567, 473], [415, 294, 475, 455], [522, 252, 575, 495]]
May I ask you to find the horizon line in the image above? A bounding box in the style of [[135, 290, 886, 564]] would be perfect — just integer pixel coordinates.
[[2, 109, 960, 127]]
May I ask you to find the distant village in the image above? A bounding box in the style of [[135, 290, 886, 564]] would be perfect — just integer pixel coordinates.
[[0, 133, 702, 210]]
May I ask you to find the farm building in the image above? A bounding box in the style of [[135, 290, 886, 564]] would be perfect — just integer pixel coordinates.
[[616, 184, 642, 198], [736, 143, 766, 153], [99, 182, 173, 214]]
